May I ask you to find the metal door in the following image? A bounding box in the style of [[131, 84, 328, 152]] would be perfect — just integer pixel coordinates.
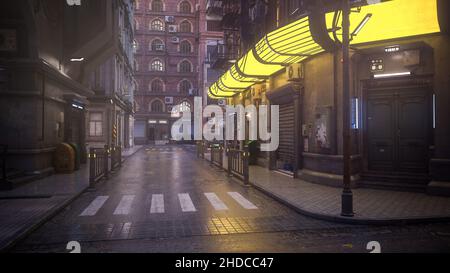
[[367, 88, 430, 173]]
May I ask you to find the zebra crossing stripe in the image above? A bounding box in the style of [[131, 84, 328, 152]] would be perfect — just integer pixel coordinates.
[[228, 192, 258, 209], [113, 195, 135, 215], [204, 193, 228, 211], [178, 193, 196, 212], [80, 196, 109, 216], [150, 194, 165, 213]]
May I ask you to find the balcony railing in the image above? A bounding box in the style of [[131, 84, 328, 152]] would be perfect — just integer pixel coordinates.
[[209, 43, 239, 69]]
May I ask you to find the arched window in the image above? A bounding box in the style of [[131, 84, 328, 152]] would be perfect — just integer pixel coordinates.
[[151, 39, 164, 51], [180, 40, 191, 53], [150, 59, 164, 71], [179, 60, 191, 73], [180, 101, 191, 112], [150, 79, 164, 92], [179, 20, 191, 33], [151, 100, 164, 112], [179, 80, 191, 93], [179, 1, 191, 13], [150, 19, 164, 31], [151, 0, 163, 12]]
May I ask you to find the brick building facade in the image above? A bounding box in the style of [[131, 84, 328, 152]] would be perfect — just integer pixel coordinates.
[[134, 0, 200, 144]]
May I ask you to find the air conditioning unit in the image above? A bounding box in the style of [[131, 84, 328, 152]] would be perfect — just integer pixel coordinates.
[[165, 16, 175, 23], [287, 63, 304, 82], [218, 99, 226, 106], [168, 25, 177, 33], [188, 88, 198, 96], [171, 37, 180, 44], [154, 44, 165, 51], [165, 97, 174, 104]]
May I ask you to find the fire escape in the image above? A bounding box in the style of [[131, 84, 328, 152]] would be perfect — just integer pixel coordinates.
[[207, 0, 241, 70]]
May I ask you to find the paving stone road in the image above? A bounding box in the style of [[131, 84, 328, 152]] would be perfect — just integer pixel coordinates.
[[11, 145, 450, 253]]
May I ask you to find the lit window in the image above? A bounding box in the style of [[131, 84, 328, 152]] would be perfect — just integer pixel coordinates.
[[150, 19, 164, 31], [180, 101, 191, 112], [150, 59, 164, 71], [89, 113, 103, 137]]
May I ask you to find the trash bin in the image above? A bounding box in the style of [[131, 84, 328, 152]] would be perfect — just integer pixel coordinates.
[[68, 143, 81, 170], [54, 143, 75, 173]]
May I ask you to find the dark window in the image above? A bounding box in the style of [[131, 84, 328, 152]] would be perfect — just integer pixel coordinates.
[[151, 100, 163, 112], [151, 39, 164, 51], [179, 60, 191, 73], [152, 0, 163, 12], [150, 79, 163, 92], [179, 80, 191, 93], [179, 1, 191, 13], [206, 20, 222, 32], [180, 40, 191, 53], [180, 21, 191, 33]]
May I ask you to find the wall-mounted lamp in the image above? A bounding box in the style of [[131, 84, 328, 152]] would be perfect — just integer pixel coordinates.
[[351, 13, 372, 37], [70, 57, 85, 62], [373, 71, 411, 78]]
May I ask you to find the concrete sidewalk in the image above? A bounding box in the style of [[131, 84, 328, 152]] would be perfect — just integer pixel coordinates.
[[0, 145, 143, 251], [0, 165, 90, 251], [249, 165, 450, 224], [122, 145, 143, 158]]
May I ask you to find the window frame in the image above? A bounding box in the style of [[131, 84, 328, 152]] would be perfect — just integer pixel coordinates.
[[150, 59, 164, 72], [150, 19, 164, 31], [89, 112, 103, 137]]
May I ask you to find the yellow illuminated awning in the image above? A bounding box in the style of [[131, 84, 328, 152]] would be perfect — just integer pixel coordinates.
[[209, 14, 324, 98], [326, 0, 441, 45], [209, 0, 442, 99]]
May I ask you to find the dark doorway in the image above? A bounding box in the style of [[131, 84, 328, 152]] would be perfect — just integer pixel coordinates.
[[148, 127, 155, 141], [366, 87, 431, 174]]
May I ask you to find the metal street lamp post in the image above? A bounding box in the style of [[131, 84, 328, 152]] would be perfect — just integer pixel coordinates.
[[341, 0, 354, 217]]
